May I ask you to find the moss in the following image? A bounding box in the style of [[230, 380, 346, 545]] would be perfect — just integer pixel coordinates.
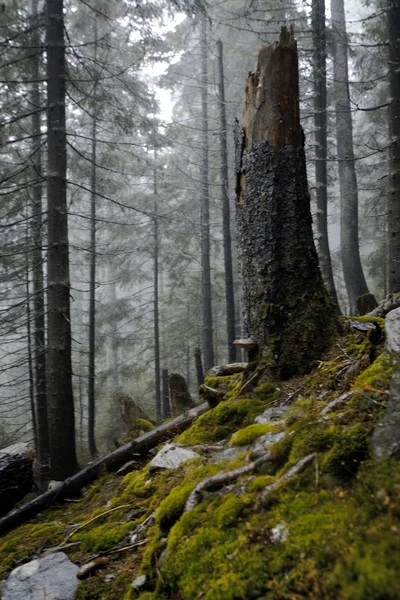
[[321, 424, 370, 479], [353, 351, 395, 390], [229, 423, 277, 447], [177, 397, 268, 446], [73, 573, 131, 599], [254, 382, 281, 403], [136, 418, 154, 432], [75, 521, 134, 553]]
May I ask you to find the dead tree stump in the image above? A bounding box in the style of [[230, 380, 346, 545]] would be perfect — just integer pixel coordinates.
[[235, 26, 336, 380], [169, 373, 196, 417], [0, 443, 34, 516]]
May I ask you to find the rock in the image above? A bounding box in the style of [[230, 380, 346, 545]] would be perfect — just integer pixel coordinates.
[[1, 552, 79, 600], [252, 431, 285, 453], [0, 442, 34, 517], [254, 407, 286, 424], [47, 480, 62, 490], [210, 446, 247, 464], [349, 319, 377, 332], [149, 443, 199, 472], [132, 574, 147, 589], [270, 521, 289, 543], [385, 308, 400, 353], [372, 358, 400, 459]]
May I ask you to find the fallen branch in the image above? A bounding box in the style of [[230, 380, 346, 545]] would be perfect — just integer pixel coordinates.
[[0, 402, 209, 536], [184, 453, 271, 513], [63, 503, 132, 544], [255, 453, 317, 510], [368, 293, 400, 317]]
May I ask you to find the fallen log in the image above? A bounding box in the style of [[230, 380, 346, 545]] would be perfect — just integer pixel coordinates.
[[0, 443, 34, 518], [0, 402, 209, 536]]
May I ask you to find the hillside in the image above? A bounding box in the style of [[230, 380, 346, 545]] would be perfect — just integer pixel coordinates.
[[1, 316, 400, 600]]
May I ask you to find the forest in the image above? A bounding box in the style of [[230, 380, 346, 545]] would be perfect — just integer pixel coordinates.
[[0, 0, 400, 597]]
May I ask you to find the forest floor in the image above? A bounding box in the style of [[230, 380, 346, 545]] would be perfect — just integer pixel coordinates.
[[1, 316, 400, 600]]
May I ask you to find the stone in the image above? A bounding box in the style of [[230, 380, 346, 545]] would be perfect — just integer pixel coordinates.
[[252, 431, 285, 453], [1, 552, 79, 600], [372, 357, 400, 459], [210, 446, 248, 464], [132, 574, 147, 589], [254, 407, 286, 424], [385, 308, 400, 353], [149, 443, 199, 472]]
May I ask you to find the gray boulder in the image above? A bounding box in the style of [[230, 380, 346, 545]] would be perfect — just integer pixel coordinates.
[[372, 357, 400, 459], [149, 443, 199, 472], [254, 407, 286, 424], [385, 308, 400, 353], [1, 552, 79, 600]]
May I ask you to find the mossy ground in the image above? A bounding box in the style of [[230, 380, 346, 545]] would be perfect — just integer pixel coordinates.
[[0, 318, 399, 599]]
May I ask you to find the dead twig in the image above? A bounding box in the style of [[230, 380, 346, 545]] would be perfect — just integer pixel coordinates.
[[255, 453, 317, 510], [63, 504, 131, 544], [184, 452, 271, 513]]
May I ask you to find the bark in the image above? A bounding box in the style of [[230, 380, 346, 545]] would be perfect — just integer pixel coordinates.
[[311, 0, 340, 311], [0, 443, 34, 517], [194, 346, 204, 386], [388, 0, 400, 293], [0, 403, 209, 536], [30, 0, 50, 487], [200, 16, 215, 371], [331, 0, 369, 311], [169, 373, 195, 417], [88, 18, 98, 460], [217, 40, 237, 361], [46, 0, 79, 478], [235, 27, 336, 380], [153, 157, 162, 421], [162, 368, 171, 419]]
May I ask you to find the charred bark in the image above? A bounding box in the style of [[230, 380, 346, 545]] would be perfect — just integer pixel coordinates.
[[0, 443, 34, 517], [235, 27, 336, 380]]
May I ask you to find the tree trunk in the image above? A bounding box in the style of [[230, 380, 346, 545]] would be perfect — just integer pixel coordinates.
[[30, 0, 50, 488], [235, 27, 336, 380], [88, 19, 98, 461], [217, 40, 237, 362], [46, 0, 79, 479], [153, 157, 162, 422], [200, 16, 214, 371], [311, 0, 340, 311], [161, 368, 171, 419], [194, 346, 204, 387], [388, 0, 400, 293], [331, 0, 369, 312]]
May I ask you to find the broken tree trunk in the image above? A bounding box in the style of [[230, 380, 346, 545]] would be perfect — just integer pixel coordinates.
[[0, 403, 208, 536], [0, 443, 34, 517], [235, 26, 336, 380]]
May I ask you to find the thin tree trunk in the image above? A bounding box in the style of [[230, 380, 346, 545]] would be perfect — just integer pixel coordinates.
[[388, 0, 400, 293], [194, 347, 204, 387], [331, 0, 369, 312], [110, 277, 119, 388], [311, 0, 340, 311], [200, 16, 214, 371], [46, 0, 79, 479], [153, 158, 162, 422], [30, 0, 50, 486], [25, 229, 37, 455], [235, 27, 336, 380], [216, 40, 237, 361], [88, 19, 98, 460], [162, 368, 171, 419]]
